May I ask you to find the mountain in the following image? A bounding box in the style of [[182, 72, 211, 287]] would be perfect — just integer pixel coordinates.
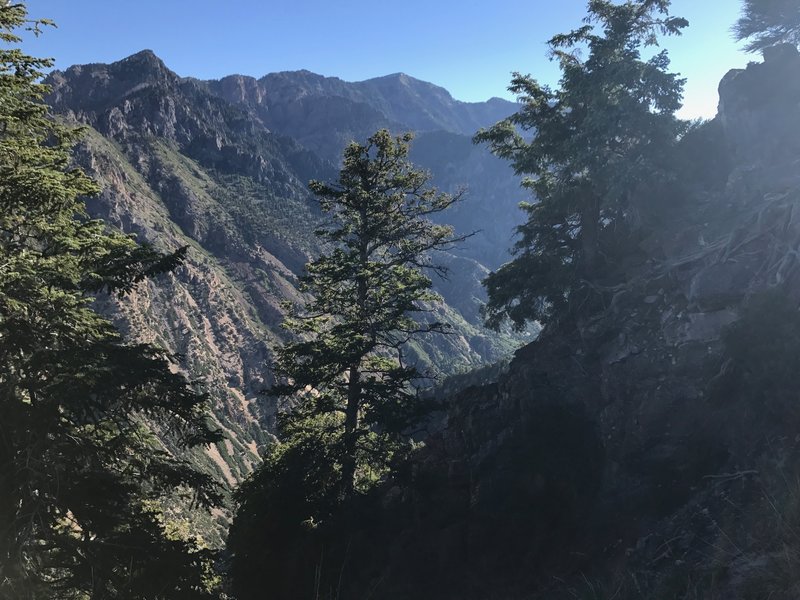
[[200, 69, 517, 161], [44, 50, 526, 494], [281, 44, 800, 599], [42, 38, 800, 600], [201, 67, 524, 270]]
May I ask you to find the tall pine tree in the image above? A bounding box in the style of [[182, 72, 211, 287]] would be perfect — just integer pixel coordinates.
[[476, 0, 687, 329], [229, 130, 463, 599], [274, 130, 463, 500], [0, 4, 222, 598]]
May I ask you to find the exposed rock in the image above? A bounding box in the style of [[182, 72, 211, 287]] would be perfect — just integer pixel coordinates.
[[718, 43, 800, 164]]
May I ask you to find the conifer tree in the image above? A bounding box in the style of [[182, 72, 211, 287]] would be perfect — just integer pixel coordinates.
[[475, 0, 687, 329], [228, 130, 463, 598], [274, 129, 462, 498], [0, 4, 222, 598], [734, 0, 800, 53]]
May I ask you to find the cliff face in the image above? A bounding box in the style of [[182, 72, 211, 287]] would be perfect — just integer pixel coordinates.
[[336, 46, 800, 599], [45, 52, 525, 491]]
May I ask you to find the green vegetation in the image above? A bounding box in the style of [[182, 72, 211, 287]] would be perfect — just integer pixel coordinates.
[[228, 130, 464, 598], [0, 5, 223, 598], [475, 0, 687, 329], [734, 0, 800, 53], [267, 129, 463, 499]]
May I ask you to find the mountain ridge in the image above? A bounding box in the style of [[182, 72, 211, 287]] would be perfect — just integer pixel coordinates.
[[199, 60, 518, 160]]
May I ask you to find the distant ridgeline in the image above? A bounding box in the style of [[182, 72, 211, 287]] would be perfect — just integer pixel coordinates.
[[44, 51, 526, 489]]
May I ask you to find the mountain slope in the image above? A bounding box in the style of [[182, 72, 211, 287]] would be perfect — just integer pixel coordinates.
[[45, 51, 525, 494], [201, 66, 525, 270]]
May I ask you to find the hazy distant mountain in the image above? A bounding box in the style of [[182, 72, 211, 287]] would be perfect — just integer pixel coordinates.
[[200, 65, 524, 270], [201, 69, 517, 161]]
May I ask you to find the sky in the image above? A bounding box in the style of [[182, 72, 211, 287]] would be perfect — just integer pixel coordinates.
[[23, 0, 751, 120]]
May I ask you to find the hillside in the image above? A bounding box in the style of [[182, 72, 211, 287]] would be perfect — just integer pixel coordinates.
[[44, 50, 526, 489]]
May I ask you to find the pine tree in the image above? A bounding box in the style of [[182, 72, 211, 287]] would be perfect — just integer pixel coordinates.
[[733, 0, 800, 53], [0, 4, 222, 598], [475, 0, 687, 329], [276, 129, 462, 498], [228, 130, 463, 599]]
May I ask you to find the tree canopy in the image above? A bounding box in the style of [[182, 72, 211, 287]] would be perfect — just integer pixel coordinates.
[[0, 4, 222, 598], [734, 0, 800, 53], [475, 0, 687, 329]]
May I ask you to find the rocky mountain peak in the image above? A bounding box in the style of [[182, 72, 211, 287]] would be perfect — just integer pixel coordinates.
[[368, 71, 425, 87], [46, 48, 180, 125], [366, 71, 447, 91], [119, 48, 172, 74]]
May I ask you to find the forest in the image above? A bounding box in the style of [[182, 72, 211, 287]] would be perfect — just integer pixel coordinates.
[[4, 0, 800, 598]]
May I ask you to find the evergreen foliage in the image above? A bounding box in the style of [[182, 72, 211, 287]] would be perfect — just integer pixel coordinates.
[[0, 4, 222, 597], [228, 130, 463, 598], [272, 129, 463, 498], [734, 0, 800, 53], [475, 0, 687, 329]]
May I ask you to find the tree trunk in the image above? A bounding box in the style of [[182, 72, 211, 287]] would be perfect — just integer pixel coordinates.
[[340, 364, 361, 498], [341, 200, 370, 498]]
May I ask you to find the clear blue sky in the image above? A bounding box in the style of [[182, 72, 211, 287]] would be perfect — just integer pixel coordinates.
[[24, 0, 750, 119]]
